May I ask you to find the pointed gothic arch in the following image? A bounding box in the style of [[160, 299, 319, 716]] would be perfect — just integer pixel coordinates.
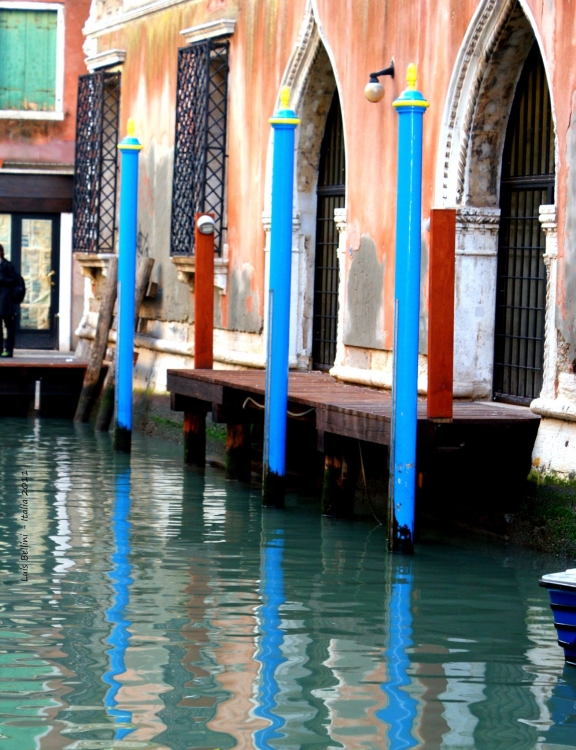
[[262, 5, 345, 369], [433, 0, 557, 400]]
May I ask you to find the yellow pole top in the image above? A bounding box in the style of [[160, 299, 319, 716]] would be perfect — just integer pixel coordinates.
[[280, 86, 290, 109], [127, 117, 136, 137], [269, 85, 300, 125], [406, 64, 417, 91]]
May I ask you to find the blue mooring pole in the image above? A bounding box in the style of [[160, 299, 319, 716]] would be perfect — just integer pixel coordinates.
[[389, 65, 429, 553], [263, 87, 299, 507], [114, 119, 142, 453]]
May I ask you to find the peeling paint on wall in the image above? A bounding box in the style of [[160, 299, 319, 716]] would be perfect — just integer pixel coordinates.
[[138, 140, 191, 322], [228, 262, 261, 333], [560, 90, 576, 363], [343, 235, 385, 350]]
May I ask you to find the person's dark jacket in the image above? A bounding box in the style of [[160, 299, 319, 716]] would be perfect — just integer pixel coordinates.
[[0, 257, 16, 317]]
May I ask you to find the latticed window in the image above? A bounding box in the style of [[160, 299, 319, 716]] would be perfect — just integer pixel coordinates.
[[170, 39, 229, 257], [72, 72, 121, 253]]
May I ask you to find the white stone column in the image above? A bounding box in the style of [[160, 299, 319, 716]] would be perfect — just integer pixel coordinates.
[[453, 206, 500, 399], [332, 207, 347, 369], [58, 213, 73, 352], [538, 204, 558, 400], [530, 205, 576, 479]]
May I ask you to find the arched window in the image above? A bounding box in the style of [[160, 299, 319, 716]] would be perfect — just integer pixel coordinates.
[[312, 92, 345, 371], [493, 43, 555, 403]]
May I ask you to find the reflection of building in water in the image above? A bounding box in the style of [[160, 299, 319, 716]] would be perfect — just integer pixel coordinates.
[[203, 480, 267, 748], [521, 602, 568, 742]]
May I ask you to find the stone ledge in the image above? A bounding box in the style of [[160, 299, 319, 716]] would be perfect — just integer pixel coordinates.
[[531, 396, 576, 423], [74, 252, 116, 283], [171, 256, 228, 294], [330, 364, 428, 395]]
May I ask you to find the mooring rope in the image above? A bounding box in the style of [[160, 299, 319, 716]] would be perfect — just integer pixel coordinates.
[[242, 396, 315, 418]]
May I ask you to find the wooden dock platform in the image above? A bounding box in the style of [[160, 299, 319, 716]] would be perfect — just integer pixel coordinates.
[[0, 350, 91, 417], [167, 368, 540, 518], [167, 369, 539, 439]]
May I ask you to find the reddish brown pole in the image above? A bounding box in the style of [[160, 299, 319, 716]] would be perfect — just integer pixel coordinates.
[[427, 208, 456, 420], [182, 214, 214, 467], [194, 213, 214, 369]]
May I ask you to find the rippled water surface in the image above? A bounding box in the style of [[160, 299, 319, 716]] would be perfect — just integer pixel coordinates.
[[1, 417, 576, 749]]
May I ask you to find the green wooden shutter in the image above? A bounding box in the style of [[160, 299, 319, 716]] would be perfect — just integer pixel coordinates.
[[0, 10, 57, 111]]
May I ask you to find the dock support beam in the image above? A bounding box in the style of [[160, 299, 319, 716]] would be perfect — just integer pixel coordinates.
[[389, 66, 429, 553], [262, 87, 299, 508], [321, 434, 358, 518], [184, 408, 207, 468], [114, 119, 142, 453], [226, 421, 251, 482]]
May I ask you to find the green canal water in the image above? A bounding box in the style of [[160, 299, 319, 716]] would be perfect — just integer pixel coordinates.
[[1, 417, 575, 750]]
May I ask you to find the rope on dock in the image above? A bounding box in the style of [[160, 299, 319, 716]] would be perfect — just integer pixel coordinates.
[[242, 396, 315, 418]]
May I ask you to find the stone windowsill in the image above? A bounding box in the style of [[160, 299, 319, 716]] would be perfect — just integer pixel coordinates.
[[171, 255, 228, 294], [0, 110, 64, 121], [74, 252, 116, 283]]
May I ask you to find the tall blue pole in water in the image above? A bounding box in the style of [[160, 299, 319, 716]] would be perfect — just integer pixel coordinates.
[[389, 65, 429, 553], [114, 119, 142, 453], [263, 87, 299, 507]]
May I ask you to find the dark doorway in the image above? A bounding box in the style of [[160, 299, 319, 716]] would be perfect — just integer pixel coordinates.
[[312, 91, 345, 371], [493, 43, 555, 404], [6, 213, 61, 349]]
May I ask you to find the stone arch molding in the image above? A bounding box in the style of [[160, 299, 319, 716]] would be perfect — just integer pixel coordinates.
[[262, 0, 345, 368], [435, 0, 553, 208], [435, 0, 558, 399]]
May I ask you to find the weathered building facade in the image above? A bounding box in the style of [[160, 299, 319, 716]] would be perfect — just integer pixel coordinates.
[[0, 0, 91, 351], [77, 0, 576, 479]]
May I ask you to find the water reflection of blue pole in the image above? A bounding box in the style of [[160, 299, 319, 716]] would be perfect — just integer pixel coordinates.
[[377, 566, 418, 749], [254, 531, 286, 748], [103, 469, 134, 739], [546, 665, 576, 747]]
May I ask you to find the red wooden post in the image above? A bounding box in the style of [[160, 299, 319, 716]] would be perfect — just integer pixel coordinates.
[[427, 208, 456, 420], [194, 213, 214, 369]]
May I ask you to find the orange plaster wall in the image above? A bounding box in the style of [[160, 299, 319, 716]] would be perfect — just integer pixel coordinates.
[[94, 0, 576, 344], [222, 0, 307, 328], [315, 0, 479, 348], [0, 0, 92, 165]]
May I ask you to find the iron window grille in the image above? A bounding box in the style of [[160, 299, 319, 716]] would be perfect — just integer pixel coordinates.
[[312, 92, 345, 371], [493, 44, 555, 404], [170, 39, 229, 257], [72, 71, 121, 253]]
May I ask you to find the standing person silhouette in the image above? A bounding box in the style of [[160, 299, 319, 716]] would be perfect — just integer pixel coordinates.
[[0, 244, 16, 358]]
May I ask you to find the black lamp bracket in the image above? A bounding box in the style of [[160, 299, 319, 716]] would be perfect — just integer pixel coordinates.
[[368, 61, 394, 83]]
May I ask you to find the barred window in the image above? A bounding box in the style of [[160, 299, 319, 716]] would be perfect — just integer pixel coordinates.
[[170, 39, 229, 257], [72, 72, 121, 254]]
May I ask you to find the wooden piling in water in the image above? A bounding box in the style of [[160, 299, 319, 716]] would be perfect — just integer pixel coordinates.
[[74, 256, 118, 423], [225, 421, 251, 482], [321, 434, 359, 518], [184, 409, 207, 467], [95, 257, 155, 432]]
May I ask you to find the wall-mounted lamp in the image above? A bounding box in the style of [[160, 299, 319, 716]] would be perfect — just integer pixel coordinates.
[[364, 61, 394, 103], [197, 214, 215, 235]]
